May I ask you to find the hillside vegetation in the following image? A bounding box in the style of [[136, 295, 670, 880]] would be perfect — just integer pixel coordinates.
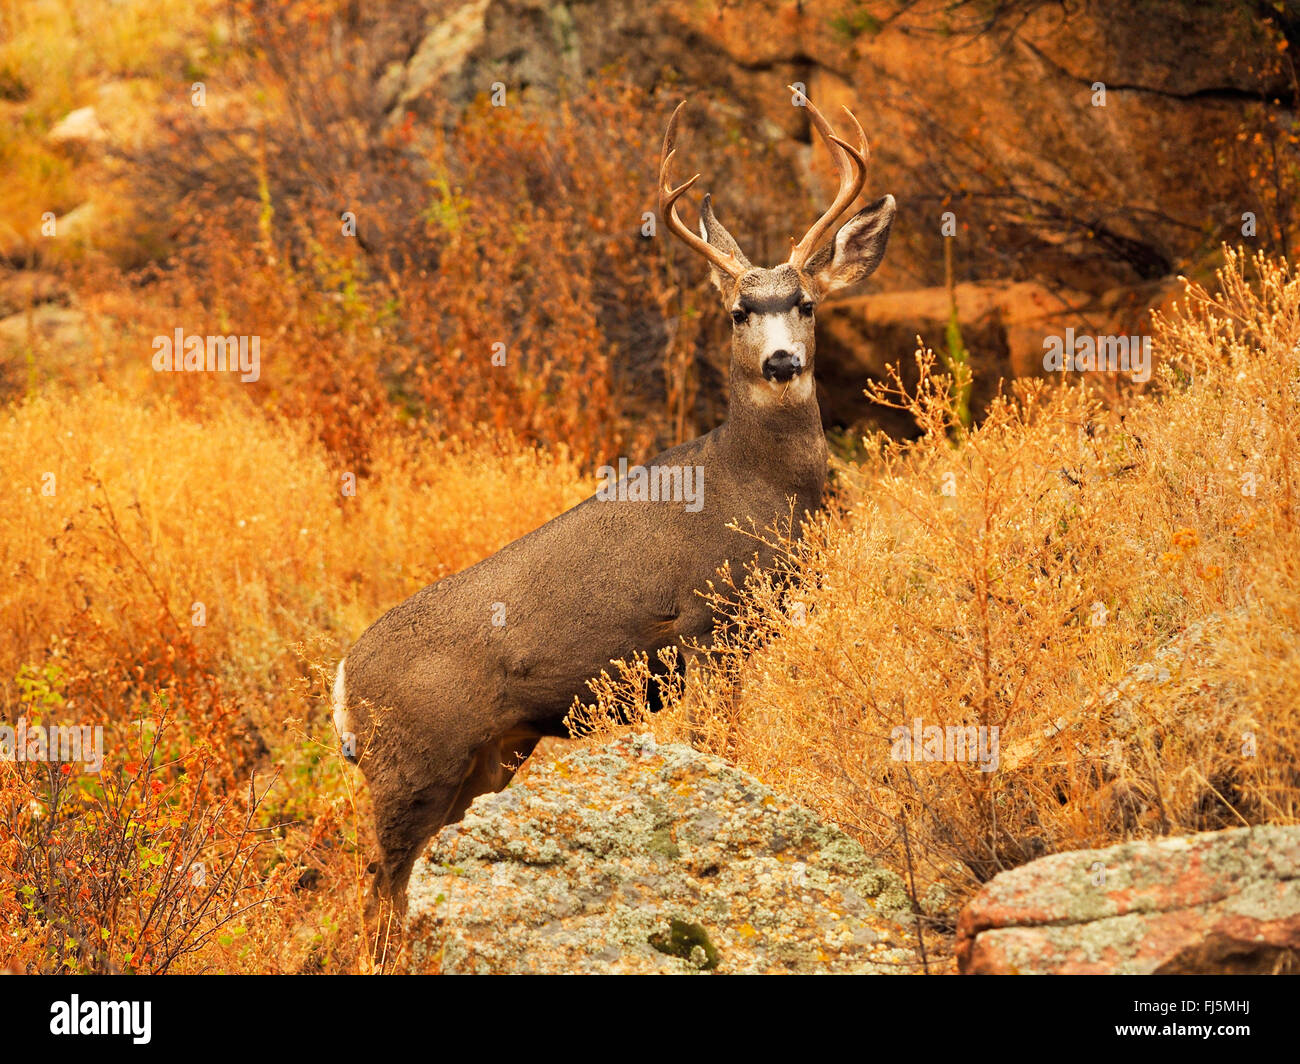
[[576, 250, 1300, 922], [1, 1, 1297, 972], [3, 249, 1295, 972]]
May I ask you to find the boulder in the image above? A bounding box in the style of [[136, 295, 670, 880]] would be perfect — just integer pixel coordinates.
[[403, 733, 922, 973], [956, 825, 1300, 974], [47, 106, 107, 151]]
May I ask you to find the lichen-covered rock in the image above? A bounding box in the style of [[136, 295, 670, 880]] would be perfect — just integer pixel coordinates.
[[956, 825, 1300, 974], [403, 734, 920, 973]]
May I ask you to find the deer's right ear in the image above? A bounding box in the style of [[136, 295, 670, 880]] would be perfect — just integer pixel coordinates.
[[698, 194, 751, 294], [807, 194, 896, 296]]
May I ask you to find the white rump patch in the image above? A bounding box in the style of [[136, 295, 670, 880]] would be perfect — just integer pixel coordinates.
[[331, 659, 349, 738]]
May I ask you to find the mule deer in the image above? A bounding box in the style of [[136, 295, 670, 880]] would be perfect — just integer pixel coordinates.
[[334, 88, 895, 911]]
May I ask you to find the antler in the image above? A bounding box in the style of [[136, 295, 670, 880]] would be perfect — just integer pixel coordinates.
[[659, 101, 748, 281], [785, 85, 870, 271]]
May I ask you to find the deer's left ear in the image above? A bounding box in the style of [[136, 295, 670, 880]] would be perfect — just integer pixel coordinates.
[[806, 195, 896, 296]]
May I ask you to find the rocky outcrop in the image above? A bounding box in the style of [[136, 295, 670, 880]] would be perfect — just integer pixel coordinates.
[[957, 825, 1300, 974], [403, 733, 923, 974], [386, 0, 1287, 294], [399, 732, 1297, 975]]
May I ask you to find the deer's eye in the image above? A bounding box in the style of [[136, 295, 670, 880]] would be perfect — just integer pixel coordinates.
[[731, 309, 748, 326], [798, 299, 815, 317]]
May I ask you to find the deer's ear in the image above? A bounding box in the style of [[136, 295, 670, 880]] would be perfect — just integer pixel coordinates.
[[807, 195, 895, 296], [698, 194, 751, 294]]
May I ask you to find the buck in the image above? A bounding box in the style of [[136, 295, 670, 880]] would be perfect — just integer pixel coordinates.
[[334, 88, 895, 912]]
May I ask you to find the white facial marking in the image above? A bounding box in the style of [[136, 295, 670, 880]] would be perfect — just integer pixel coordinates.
[[756, 312, 797, 360]]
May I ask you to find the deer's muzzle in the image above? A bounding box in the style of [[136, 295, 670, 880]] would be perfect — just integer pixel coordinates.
[[762, 349, 802, 383]]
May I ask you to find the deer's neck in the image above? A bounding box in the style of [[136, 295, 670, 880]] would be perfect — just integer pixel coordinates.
[[721, 365, 827, 492]]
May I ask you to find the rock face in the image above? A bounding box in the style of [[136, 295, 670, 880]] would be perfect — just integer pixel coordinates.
[[815, 278, 1181, 436], [388, 0, 1286, 294], [957, 825, 1300, 975], [403, 733, 921, 973]]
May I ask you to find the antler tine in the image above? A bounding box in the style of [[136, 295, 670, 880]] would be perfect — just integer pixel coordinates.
[[659, 101, 748, 281], [786, 86, 870, 270]]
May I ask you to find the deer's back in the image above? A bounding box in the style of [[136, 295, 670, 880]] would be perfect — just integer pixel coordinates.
[[344, 426, 823, 736]]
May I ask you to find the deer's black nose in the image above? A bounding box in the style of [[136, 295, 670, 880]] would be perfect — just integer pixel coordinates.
[[762, 349, 801, 382]]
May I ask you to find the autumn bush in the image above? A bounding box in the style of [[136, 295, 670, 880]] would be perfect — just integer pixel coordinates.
[[96, 0, 808, 465], [0, 698, 269, 974], [572, 248, 1300, 949], [0, 385, 591, 972], [5, 169, 1297, 975]]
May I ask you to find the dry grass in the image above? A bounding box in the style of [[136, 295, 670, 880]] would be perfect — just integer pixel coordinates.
[[0, 6, 802, 970], [3, 245, 1296, 971], [0, 0, 223, 262]]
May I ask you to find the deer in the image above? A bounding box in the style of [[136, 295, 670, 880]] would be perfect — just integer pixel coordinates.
[[333, 88, 895, 917]]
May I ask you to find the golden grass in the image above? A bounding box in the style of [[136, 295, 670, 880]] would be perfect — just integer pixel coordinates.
[[4, 245, 1297, 972], [0, 382, 591, 972], [4, 0, 1298, 978], [1, 381, 593, 696]]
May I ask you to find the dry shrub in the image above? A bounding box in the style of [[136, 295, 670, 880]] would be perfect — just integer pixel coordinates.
[[0, 701, 268, 974], [0, 382, 591, 685], [399, 81, 801, 455], [118, 73, 788, 464], [100, 221, 397, 468], [107, 0, 640, 463], [573, 248, 1300, 933], [0, 384, 592, 972], [111, 97, 638, 466], [397, 91, 651, 459], [118, 0, 428, 268]]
